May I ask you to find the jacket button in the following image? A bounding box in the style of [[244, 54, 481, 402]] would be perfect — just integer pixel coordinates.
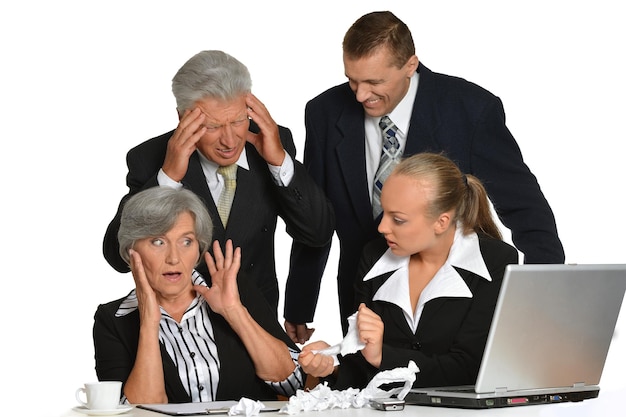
[[412, 342, 422, 350]]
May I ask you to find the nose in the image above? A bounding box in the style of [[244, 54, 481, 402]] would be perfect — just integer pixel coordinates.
[[166, 245, 180, 265], [378, 214, 389, 235], [353, 83, 371, 103], [220, 124, 237, 148]]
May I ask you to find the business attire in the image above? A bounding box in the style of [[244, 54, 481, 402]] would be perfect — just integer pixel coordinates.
[[285, 62, 564, 330], [93, 270, 305, 402], [103, 123, 335, 314], [330, 229, 519, 390]]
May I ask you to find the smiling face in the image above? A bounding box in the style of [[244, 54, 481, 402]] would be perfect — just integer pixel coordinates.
[[193, 94, 250, 166], [132, 211, 200, 302], [343, 46, 418, 118]]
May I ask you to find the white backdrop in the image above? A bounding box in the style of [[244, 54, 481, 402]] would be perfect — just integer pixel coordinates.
[[1, 1, 624, 415]]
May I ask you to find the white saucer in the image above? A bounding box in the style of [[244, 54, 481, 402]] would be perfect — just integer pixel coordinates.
[[72, 405, 133, 415]]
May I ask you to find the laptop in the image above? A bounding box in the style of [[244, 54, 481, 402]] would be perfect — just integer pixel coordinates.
[[404, 264, 626, 409]]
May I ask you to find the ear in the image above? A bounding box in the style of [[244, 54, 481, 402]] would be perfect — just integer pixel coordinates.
[[405, 55, 419, 77], [433, 211, 452, 235]]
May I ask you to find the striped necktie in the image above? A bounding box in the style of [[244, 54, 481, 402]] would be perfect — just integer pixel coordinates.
[[372, 116, 401, 218], [217, 164, 237, 226]]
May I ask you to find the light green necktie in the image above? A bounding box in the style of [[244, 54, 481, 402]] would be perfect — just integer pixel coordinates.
[[217, 165, 237, 226]]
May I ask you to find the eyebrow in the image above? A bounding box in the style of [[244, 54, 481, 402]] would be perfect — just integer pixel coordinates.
[[200, 110, 248, 125], [346, 74, 386, 84]]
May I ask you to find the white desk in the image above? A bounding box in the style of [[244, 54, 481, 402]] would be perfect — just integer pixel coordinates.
[[61, 388, 624, 417]]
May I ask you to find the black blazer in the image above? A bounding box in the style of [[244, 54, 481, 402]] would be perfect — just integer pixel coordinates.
[[285, 63, 564, 327], [93, 273, 300, 402], [103, 123, 334, 313], [331, 235, 519, 390]]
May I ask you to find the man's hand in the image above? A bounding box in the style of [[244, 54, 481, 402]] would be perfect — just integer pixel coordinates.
[[284, 320, 315, 344], [162, 108, 207, 182], [245, 93, 286, 166]]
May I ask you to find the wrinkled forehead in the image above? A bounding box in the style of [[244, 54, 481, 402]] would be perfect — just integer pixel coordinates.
[[195, 94, 248, 124]]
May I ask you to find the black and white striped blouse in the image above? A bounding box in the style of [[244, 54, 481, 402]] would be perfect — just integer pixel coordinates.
[[116, 271, 305, 400]]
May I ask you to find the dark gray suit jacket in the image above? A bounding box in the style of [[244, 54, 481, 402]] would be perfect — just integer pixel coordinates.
[[285, 62, 564, 329]]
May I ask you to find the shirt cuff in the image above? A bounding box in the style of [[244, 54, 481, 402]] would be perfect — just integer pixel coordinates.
[[267, 153, 294, 187], [264, 348, 305, 397], [157, 168, 184, 189]]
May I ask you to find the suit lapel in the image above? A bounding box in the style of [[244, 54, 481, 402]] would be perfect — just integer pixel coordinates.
[[336, 105, 378, 231], [183, 152, 226, 238], [182, 152, 214, 207], [225, 161, 259, 240], [386, 303, 419, 338], [404, 64, 442, 155]]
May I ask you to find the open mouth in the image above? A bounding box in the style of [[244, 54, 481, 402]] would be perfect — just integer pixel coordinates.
[[163, 271, 183, 281], [217, 147, 238, 159]]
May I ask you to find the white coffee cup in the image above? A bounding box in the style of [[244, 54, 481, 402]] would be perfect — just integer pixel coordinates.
[[75, 381, 122, 410]]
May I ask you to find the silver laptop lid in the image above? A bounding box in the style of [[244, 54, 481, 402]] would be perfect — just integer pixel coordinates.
[[475, 264, 626, 393]]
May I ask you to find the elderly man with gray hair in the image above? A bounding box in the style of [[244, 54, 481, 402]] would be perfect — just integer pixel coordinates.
[[103, 50, 335, 335]]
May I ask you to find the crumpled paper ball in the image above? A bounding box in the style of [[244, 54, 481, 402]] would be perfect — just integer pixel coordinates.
[[279, 361, 419, 414], [360, 360, 419, 401], [314, 312, 366, 365], [228, 398, 266, 416]]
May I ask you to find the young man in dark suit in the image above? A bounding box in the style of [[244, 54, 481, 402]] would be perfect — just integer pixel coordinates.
[[103, 50, 335, 316], [284, 11, 564, 342]]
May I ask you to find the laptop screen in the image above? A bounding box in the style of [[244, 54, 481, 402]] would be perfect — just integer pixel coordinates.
[[475, 264, 626, 393]]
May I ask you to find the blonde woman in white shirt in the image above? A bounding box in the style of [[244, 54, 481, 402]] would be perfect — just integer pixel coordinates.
[[300, 152, 518, 389]]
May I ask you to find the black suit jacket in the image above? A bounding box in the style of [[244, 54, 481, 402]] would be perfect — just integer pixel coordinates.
[[331, 235, 519, 390], [104, 123, 334, 313], [285, 63, 564, 327], [93, 273, 300, 402]]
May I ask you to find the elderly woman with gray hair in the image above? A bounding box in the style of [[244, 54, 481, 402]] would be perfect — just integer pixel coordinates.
[[93, 187, 305, 403]]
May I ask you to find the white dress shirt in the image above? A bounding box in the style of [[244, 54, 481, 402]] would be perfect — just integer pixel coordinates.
[[157, 148, 295, 202], [364, 72, 420, 201], [362, 226, 492, 333]]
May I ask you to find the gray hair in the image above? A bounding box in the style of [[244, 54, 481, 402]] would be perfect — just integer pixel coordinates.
[[118, 187, 213, 265], [171, 50, 252, 113]]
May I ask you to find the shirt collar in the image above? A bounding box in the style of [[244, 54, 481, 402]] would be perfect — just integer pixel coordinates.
[[364, 72, 419, 139], [115, 270, 208, 317], [198, 148, 249, 185], [386, 72, 419, 136], [363, 227, 491, 328]]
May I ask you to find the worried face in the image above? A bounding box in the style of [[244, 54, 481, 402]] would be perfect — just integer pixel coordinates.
[[132, 212, 200, 301], [377, 174, 441, 257], [193, 94, 251, 166]]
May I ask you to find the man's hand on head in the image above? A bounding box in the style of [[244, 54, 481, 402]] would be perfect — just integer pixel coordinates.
[[162, 108, 206, 182], [245, 93, 286, 166]]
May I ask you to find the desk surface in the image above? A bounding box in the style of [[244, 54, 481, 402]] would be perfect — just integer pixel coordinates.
[[61, 388, 624, 417]]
